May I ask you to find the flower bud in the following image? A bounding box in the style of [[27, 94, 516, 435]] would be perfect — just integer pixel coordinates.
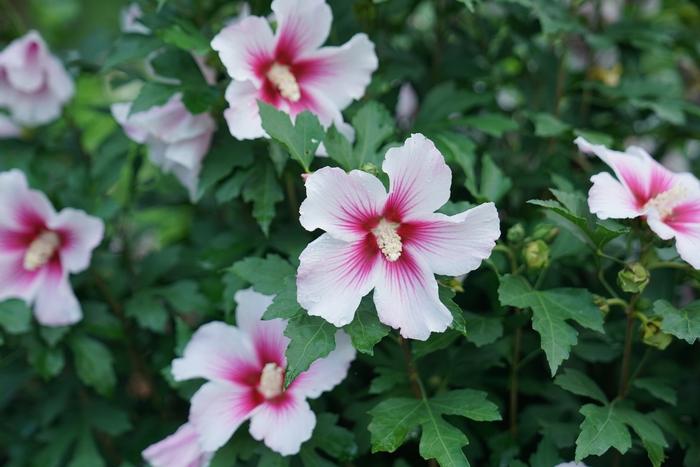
[[507, 223, 525, 245], [522, 240, 549, 270], [593, 295, 610, 315], [640, 316, 672, 350], [532, 223, 559, 242], [617, 263, 650, 294], [360, 162, 379, 176]]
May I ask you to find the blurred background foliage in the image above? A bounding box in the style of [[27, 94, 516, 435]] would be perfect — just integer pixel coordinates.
[[1, 0, 700, 466]]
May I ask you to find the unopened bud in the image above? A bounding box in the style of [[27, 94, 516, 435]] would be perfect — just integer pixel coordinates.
[[523, 240, 549, 270], [507, 223, 525, 245], [617, 263, 650, 294], [640, 316, 672, 350], [532, 224, 559, 242], [445, 276, 464, 293], [360, 162, 379, 176], [593, 295, 610, 315]]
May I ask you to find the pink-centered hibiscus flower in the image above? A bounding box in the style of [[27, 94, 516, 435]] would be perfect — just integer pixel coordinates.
[[296, 133, 501, 340], [211, 0, 377, 140], [0, 170, 104, 326], [142, 423, 212, 467], [0, 31, 74, 127], [171, 288, 356, 456], [577, 136, 700, 269]]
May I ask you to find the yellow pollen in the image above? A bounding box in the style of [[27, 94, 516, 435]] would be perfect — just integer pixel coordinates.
[[645, 184, 688, 219], [258, 362, 284, 399], [373, 219, 402, 262], [24, 231, 60, 271], [266, 63, 301, 102]]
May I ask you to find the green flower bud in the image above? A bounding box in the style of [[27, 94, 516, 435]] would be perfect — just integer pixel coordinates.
[[360, 162, 379, 176], [507, 223, 525, 245], [522, 240, 549, 270], [532, 223, 559, 242], [593, 295, 610, 315], [617, 263, 650, 294], [640, 317, 672, 350]]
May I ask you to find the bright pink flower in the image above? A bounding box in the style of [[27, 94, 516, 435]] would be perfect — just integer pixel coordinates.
[[112, 95, 215, 199], [142, 423, 212, 467], [0, 170, 104, 326], [0, 31, 74, 127], [171, 289, 355, 456], [211, 0, 377, 140], [296, 133, 501, 340], [577, 136, 700, 269]]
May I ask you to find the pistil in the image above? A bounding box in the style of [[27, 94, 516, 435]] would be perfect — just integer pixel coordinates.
[[266, 63, 301, 102], [23, 231, 60, 271], [373, 219, 403, 261]]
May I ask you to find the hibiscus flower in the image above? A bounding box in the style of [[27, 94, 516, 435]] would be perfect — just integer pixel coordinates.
[[0, 170, 103, 326], [142, 423, 212, 467], [296, 133, 501, 340], [211, 0, 377, 140], [170, 288, 355, 455], [577, 137, 700, 269]]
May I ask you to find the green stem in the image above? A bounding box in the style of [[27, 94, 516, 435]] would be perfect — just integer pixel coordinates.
[[399, 336, 426, 399], [648, 261, 690, 271], [509, 326, 522, 437], [494, 244, 518, 275], [617, 295, 639, 399]]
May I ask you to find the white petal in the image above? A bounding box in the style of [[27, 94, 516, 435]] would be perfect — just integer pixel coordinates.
[[0, 114, 21, 139], [588, 172, 643, 220], [211, 16, 275, 85], [0, 252, 45, 304], [271, 0, 332, 58], [49, 208, 104, 273], [0, 169, 55, 232], [33, 272, 82, 327], [382, 134, 452, 221], [299, 33, 377, 111], [248, 394, 316, 456], [189, 381, 257, 452], [299, 167, 387, 242], [223, 80, 266, 140], [674, 230, 700, 270], [373, 252, 452, 340], [404, 202, 500, 276], [142, 423, 212, 467], [233, 288, 274, 334], [290, 330, 355, 398], [171, 321, 257, 383], [297, 233, 379, 327], [234, 288, 289, 367]]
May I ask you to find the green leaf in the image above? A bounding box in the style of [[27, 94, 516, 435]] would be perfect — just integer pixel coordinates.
[[528, 189, 628, 249], [343, 298, 390, 355], [433, 132, 478, 195], [158, 280, 208, 313], [530, 437, 562, 467], [242, 159, 284, 235], [28, 345, 65, 379], [262, 276, 303, 320], [532, 112, 571, 137], [102, 34, 162, 70], [575, 403, 631, 460], [415, 82, 490, 129], [310, 413, 358, 461], [419, 417, 470, 467], [498, 275, 605, 375], [259, 102, 323, 171], [351, 102, 395, 167], [463, 312, 503, 347], [128, 82, 177, 116], [0, 299, 32, 334], [633, 378, 677, 406], [196, 137, 254, 200], [68, 428, 105, 467], [480, 155, 513, 203], [232, 255, 296, 295], [368, 398, 427, 452], [159, 22, 210, 54], [283, 315, 336, 386], [554, 368, 608, 403], [324, 124, 354, 170], [439, 286, 466, 335], [656, 300, 700, 344], [125, 292, 168, 333], [429, 389, 502, 422], [463, 113, 518, 137], [69, 335, 116, 396]]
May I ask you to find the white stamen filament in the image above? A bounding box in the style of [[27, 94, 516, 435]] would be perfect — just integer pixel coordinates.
[[373, 219, 403, 262], [645, 184, 687, 219], [23, 231, 60, 271], [258, 362, 284, 399], [266, 63, 301, 102]]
